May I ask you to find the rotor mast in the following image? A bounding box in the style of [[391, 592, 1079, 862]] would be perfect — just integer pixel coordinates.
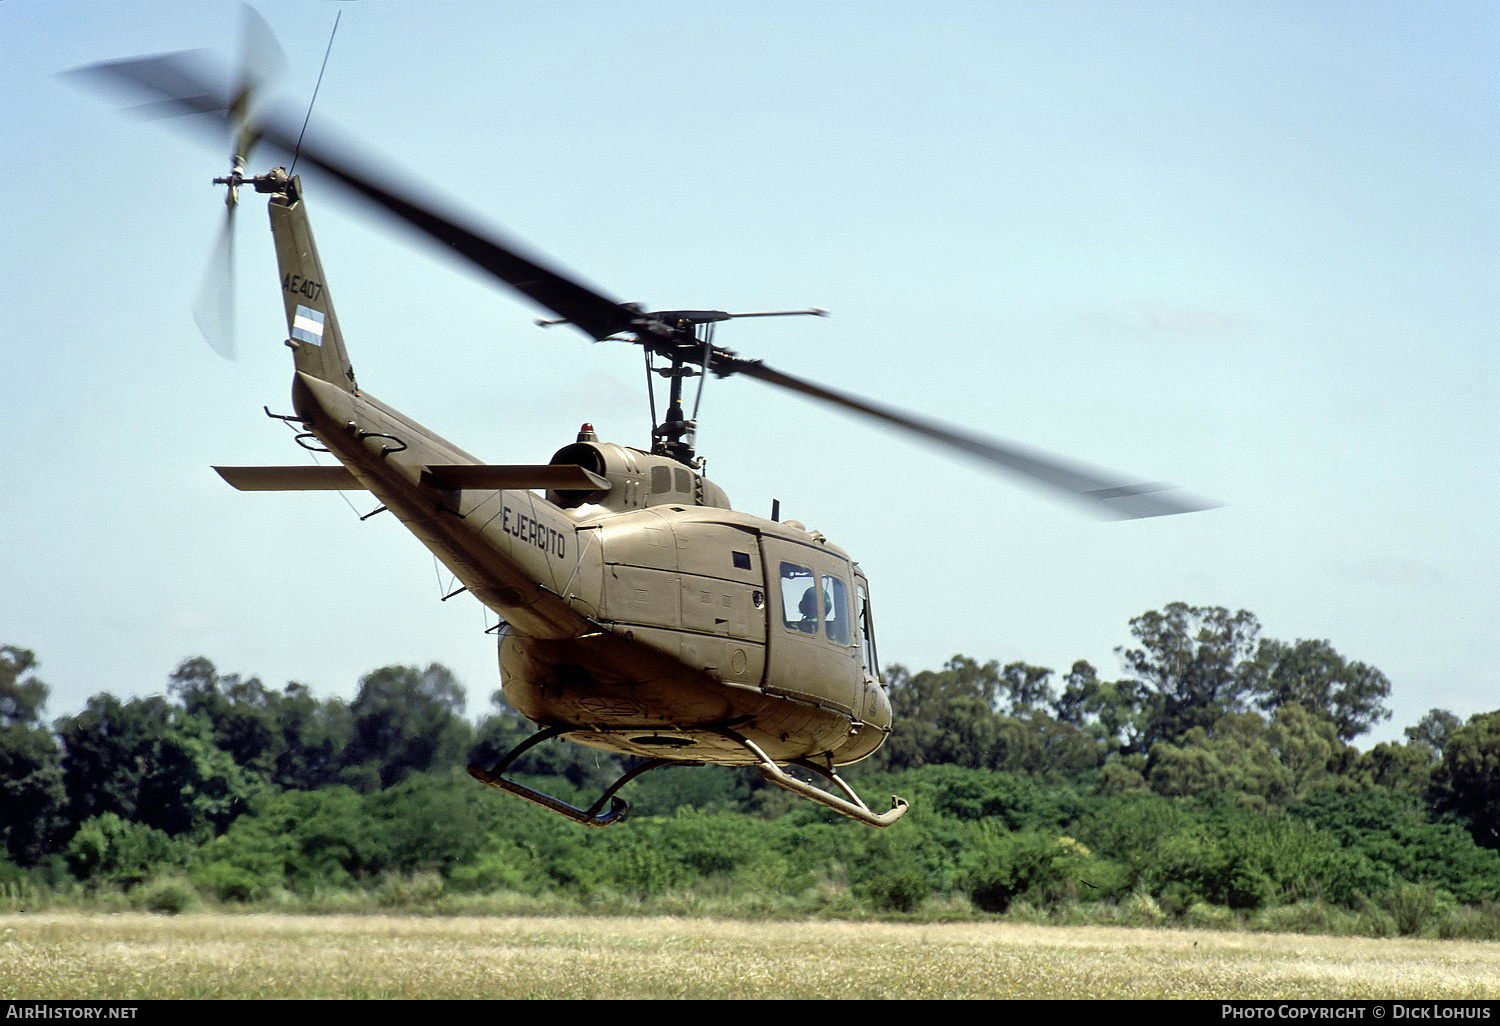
[[622, 308, 827, 468]]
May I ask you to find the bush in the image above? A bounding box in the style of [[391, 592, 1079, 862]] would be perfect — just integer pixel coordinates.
[[1383, 882, 1440, 937], [1248, 900, 1362, 937], [193, 860, 273, 903], [446, 836, 545, 894], [1117, 802, 1386, 912], [65, 815, 179, 887], [1436, 902, 1500, 940], [1183, 902, 1239, 931], [376, 871, 444, 908], [961, 827, 1084, 913], [1353, 895, 1398, 938], [856, 868, 930, 913], [1292, 788, 1500, 904], [135, 876, 198, 915], [586, 836, 689, 897], [896, 766, 1084, 830], [1118, 891, 1167, 926]]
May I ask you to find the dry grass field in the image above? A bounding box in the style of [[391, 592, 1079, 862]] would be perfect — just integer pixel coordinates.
[[1, 913, 1497, 999]]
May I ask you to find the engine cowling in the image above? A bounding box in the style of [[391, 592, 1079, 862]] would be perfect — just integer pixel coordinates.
[[548, 439, 731, 512]]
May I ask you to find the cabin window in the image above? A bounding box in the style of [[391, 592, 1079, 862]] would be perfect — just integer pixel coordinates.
[[779, 562, 818, 634], [651, 466, 672, 494], [822, 574, 850, 645], [732, 551, 751, 570]]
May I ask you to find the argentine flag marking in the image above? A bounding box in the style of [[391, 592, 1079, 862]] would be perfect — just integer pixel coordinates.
[[292, 305, 326, 346]]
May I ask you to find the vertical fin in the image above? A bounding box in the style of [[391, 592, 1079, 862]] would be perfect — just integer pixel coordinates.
[[267, 175, 357, 391]]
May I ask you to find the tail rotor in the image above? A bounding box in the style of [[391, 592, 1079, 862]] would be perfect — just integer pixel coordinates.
[[191, 5, 286, 360]]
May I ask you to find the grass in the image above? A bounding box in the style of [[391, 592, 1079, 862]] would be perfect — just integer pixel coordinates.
[[1, 913, 1497, 999]]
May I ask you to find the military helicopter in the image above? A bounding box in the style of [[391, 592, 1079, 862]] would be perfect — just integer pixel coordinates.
[[75, 14, 1213, 829]]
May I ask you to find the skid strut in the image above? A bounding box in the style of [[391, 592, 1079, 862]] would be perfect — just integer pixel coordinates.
[[469, 724, 909, 828], [715, 728, 909, 828], [467, 725, 688, 828]]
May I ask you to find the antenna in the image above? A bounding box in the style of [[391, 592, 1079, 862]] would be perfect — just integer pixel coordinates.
[[290, 9, 342, 175]]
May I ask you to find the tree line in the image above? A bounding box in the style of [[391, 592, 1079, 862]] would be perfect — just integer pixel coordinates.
[[871, 604, 1493, 834], [1, 603, 1497, 932]]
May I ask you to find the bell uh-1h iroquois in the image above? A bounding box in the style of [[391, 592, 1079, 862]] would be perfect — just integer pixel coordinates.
[[75, 17, 1214, 829]]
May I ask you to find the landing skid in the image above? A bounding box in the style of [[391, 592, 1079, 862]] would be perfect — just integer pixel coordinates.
[[469, 723, 910, 828]]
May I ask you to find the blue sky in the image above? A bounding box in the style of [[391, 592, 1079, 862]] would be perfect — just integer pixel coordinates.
[[2, 1, 1496, 743]]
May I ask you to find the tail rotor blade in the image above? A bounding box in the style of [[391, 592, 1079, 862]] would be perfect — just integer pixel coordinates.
[[229, 3, 286, 163], [192, 203, 237, 360]]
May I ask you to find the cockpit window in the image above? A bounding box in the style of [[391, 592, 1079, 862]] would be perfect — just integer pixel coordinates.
[[822, 574, 850, 645], [779, 562, 818, 634], [856, 580, 879, 677]]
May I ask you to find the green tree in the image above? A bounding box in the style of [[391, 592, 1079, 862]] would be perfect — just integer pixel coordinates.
[[880, 657, 1007, 770], [273, 682, 353, 791], [1405, 708, 1463, 755], [878, 657, 1103, 775], [1266, 702, 1358, 796], [1, 646, 49, 728], [998, 662, 1056, 715], [57, 694, 258, 837], [1053, 660, 1150, 754], [1254, 638, 1391, 741], [168, 657, 355, 790], [168, 657, 281, 775], [344, 663, 471, 789], [1120, 604, 1264, 747], [1147, 713, 1294, 808], [0, 646, 65, 864], [1146, 705, 1355, 807], [57, 694, 163, 827], [1430, 710, 1500, 849], [1017, 713, 1105, 778], [1355, 741, 1437, 795]]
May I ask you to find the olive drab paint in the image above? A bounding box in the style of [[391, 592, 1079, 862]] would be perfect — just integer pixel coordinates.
[[220, 171, 906, 827]]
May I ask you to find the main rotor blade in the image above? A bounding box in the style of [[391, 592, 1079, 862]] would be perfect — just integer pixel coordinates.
[[73, 43, 1218, 521], [71, 51, 639, 343], [268, 129, 639, 341], [68, 50, 234, 119], [722, 359, 1217, 519]]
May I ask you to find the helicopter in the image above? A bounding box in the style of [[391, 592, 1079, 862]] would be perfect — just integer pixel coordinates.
[[74, 14, 1213, 829]]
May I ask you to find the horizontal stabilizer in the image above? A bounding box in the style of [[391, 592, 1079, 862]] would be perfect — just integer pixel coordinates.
[[422, 464, 610, 491], [216, 463, 609, 494], [214, 465, 362, 491]]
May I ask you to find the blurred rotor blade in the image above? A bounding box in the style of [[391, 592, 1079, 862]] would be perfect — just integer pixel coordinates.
[[721, 358, 1218, 519], [192, 203, 237, 360], [268, 129, 640, 342], [236, 5, 286, 96], [228, 3, 286, 158], [71, 45, 640, 343], [68, 49, 234, 119], [191, 4, 282, 364], [70, 28, 1216, 520]]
